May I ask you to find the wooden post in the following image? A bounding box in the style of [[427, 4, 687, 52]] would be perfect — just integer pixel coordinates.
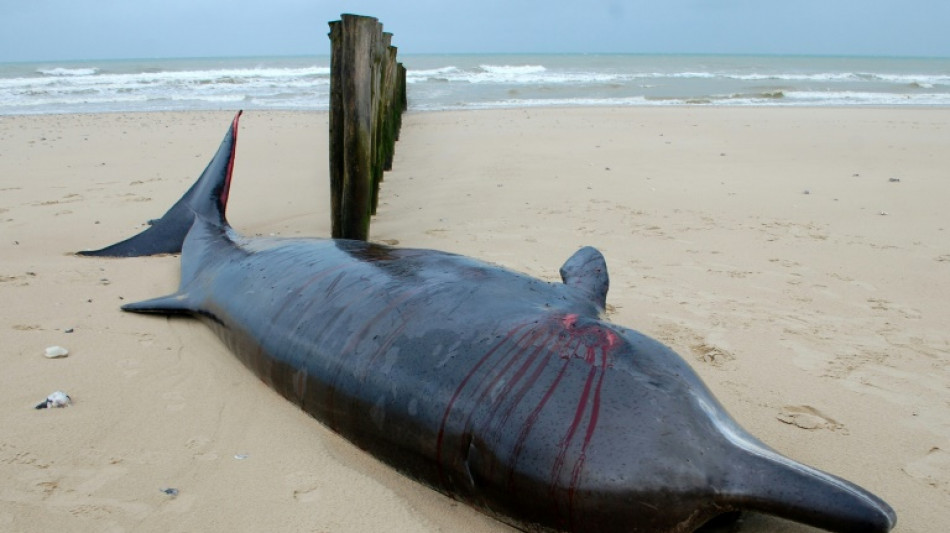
[[370, 31, 388, 215], [327, 20, 344, 238], [328, 14, 407, 240], [382, 43, 398, 171], [396, 63, 407, 137]]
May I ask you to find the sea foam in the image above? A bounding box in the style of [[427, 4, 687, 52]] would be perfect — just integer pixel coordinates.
[[37, 67, 100, 77], [2, 54, 949, 114]]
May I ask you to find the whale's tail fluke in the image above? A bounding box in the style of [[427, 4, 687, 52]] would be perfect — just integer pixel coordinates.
[[78, 111, 241, 257]]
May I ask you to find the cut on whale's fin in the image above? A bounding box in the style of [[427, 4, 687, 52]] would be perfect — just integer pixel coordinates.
[[559, 246, 609, 310], [78, 111, 242, 257]]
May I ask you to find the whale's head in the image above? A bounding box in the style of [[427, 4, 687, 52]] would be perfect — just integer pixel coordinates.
[[461, 316, 896, 533]]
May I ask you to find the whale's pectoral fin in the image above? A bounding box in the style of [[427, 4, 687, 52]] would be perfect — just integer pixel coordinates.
[[559, 246, 609, 310], [122, 292, 197, 316]]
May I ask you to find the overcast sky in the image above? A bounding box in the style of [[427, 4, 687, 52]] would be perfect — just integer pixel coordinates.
[[2, 0, 948, 62]]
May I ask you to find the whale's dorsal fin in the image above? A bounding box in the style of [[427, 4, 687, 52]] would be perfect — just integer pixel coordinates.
[[559, 246, 609, 310]]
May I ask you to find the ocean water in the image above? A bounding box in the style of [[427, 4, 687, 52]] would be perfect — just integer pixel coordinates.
[[1, 54, 949, 115]]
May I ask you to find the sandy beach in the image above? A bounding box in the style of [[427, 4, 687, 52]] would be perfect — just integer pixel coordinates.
[[1, 107, 948, 532]]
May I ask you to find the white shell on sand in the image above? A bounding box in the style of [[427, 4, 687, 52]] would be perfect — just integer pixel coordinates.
[[44, 345, 69, 358], [36, 390, 71, 409]]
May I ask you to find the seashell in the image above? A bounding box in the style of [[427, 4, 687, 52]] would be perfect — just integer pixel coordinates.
[[35, 390, 71, 409], [44, 345, 69, 358]]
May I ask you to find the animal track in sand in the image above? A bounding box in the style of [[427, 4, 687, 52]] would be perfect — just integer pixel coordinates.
[[823, 348, 889, 379], [1, 442, 52, 469], [653, 323, 736, 369], [35, 480, 59, 497], [903, 446, 950, 493], [130, 331, 156, 345], [69, 504, 113, 519], [827, 272, 854, 282], [867, 298, 923, 319], [757, 219, 829, 242], [705, 268, 759, 279], [128, 177, 166, 185], [882, 332, 950, 361], [291, 484, 321, 503], [768, 258, 802, 268], [285, 472, 322, 503], [1, 272, 36, 286], [776, 405, 846, 432], [690, 342, 736, 367], [118, 193, 152, 203], [29, 193, 83, 207], [185, 436, 217, 461]]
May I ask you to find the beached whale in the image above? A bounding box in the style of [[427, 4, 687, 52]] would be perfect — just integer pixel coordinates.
[[80, 112, 896, 533]]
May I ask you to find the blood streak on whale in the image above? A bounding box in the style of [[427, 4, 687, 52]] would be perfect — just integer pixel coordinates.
[[435, 312, 621, 528]]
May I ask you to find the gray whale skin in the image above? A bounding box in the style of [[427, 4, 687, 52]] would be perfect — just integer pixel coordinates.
[[80, 112, 896, 533]]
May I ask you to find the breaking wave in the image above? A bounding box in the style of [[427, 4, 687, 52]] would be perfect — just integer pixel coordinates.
[[2, 54, 949, 114]]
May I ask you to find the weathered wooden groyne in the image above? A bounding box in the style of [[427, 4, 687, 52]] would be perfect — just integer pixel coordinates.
[[328, 14, 407, 241]]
